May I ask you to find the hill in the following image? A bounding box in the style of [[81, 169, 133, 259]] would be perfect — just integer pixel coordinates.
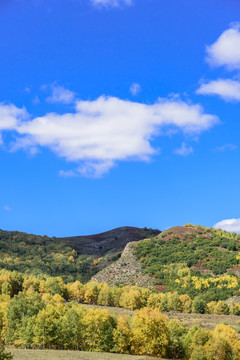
[[134, 224, 240, 300], [56, 226, 160, 256], [0, 226, 159, 283]]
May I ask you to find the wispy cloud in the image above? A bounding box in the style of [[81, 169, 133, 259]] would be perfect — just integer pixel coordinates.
[[214, 218, 240, 233], [206, 23, 240, 70], [215, 144, 237, 152], [33, 95, 41, 105], [197, 79, 240, 102], [0, 95, 218, 177], [174, 142, 193, 156], [91, 0, 132, 7], [129, 83, 141, 96], [3, 205, 11, 211], [46, 85, 75, 105]]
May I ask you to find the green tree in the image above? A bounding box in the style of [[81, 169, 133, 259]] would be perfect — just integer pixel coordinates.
[[167, 320, 188, 359], [192, 297, 207, 314]]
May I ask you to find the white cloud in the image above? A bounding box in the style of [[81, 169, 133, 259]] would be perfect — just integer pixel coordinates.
[[213, 219, 240, 233], [197, 79, 240, 102], [91, 0, 132, 7], [174, 142, 193, 156], [46, 85, 75, 105], [0, 103, 27, 130], [206, 24, 240, 70], [130, 83, 141, 96], [215, 144, 237, 152], [0, 96, 218, 176]]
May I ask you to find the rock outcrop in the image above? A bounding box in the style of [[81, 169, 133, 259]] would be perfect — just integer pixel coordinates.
[[91, 241, 154, 288]]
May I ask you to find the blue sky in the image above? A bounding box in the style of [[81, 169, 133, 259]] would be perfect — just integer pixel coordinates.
[[1, 0, 240, 236]]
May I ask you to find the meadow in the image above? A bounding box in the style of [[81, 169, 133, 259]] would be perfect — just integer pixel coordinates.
[[9, 349, 159, 360]]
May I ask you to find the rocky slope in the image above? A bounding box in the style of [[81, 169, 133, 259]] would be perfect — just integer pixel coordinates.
[[91, 241, 154, 288]]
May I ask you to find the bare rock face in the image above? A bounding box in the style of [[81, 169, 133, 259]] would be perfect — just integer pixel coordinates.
[[91, 241, 154, 288], [56, 226, 160, 256]]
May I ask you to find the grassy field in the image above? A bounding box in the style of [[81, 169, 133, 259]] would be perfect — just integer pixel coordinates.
[[9, 349, 159, 360], [82, 304, 240, 332]]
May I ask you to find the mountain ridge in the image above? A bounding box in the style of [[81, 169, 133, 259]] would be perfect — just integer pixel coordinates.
[[56, 226, 160, 256]]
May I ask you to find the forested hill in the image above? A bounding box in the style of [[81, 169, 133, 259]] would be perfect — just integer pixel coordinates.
[[135, 224, 240, 300], [0, 226, 159, 283]]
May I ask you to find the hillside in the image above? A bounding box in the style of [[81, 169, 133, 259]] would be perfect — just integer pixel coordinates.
[[56, 226, 160, 256], [0, 226, 159, 283], [2, 223, 240, 302], [135, 224, 240, 300]]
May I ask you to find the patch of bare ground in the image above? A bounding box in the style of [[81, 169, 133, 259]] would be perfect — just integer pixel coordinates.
[[158, 226, 201, 242]]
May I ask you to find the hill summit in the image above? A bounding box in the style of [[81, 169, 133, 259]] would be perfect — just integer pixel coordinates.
[[56, 226, 160, 256]]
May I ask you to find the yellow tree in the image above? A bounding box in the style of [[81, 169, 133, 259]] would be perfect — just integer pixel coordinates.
[[97, 284, 113, 306], [206, 301, 217, 314], [119, 288, 141, 310], [67, 281, 84, 303], [33, 302, 65, 349], [131, 308, 169, 357], [214, 301, 229, 315], [179, 294, 192, 313], [113, 315, 132, 354], [83, 282, 99, 304], [204, 334, 234, 360], [214, 324, 240, 359], [147, 293, 168, 311], [167, 292, 181, 311], [22, 276, 40, 293], [82, 308, 116, 352]]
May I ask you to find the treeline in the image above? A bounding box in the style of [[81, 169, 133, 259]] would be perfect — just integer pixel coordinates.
[[0, 269, 240, 316], [1, 291, 240, 359]]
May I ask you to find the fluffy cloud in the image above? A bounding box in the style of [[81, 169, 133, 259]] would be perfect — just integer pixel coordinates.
[[206, 24, 240, 70], [46, 85, 75, 105], [129, 83, 141, 96], [213, 219, 240, 234], [197, 79, 240, 102], [91, 0, 132, 7], [0, 103, 27, 130], [0, 96, 218, 176], [174, 142, 193, 156]]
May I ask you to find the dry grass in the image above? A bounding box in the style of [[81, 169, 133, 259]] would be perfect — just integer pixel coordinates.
[[82, 304, 240, 332], [9, 349, 158, 360], [80, 303, 133, 317], [167, 312, 240, 332]]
